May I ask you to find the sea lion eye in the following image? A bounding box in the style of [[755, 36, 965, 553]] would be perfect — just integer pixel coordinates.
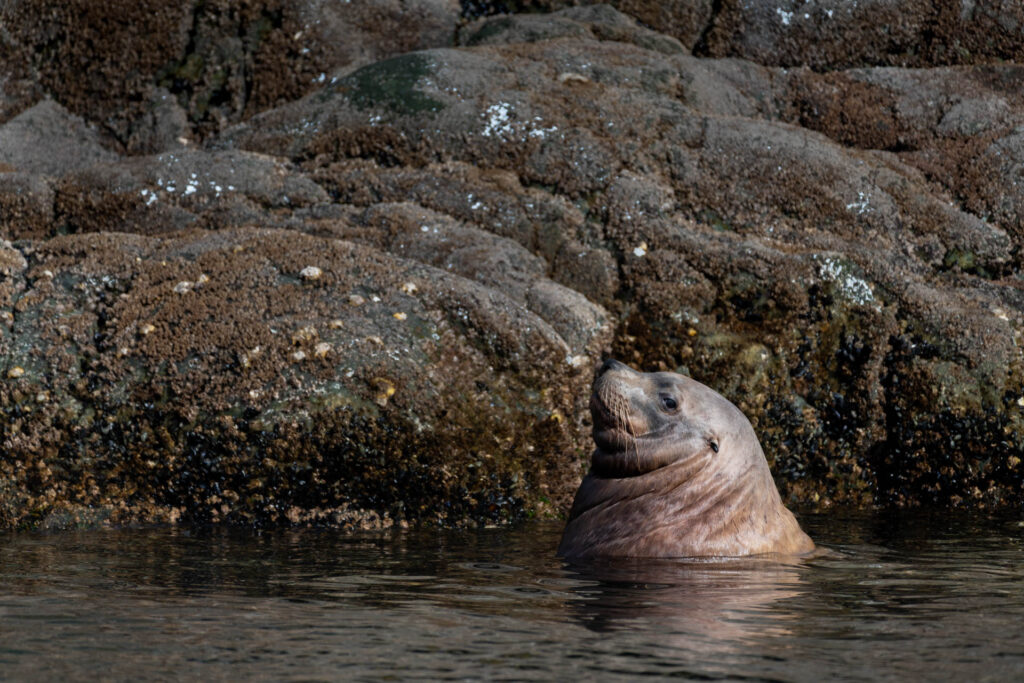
[[660, 395, 678, 411], [709, 439, 719, 453]]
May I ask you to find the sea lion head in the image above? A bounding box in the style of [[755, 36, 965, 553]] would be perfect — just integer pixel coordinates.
[[589, 358, 758, 479]]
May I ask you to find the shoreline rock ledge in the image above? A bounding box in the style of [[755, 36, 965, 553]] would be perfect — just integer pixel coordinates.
[[3, 2, 1024, 529]]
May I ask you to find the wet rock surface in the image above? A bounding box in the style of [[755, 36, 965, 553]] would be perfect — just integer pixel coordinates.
[[2, 3, 1024, 528]]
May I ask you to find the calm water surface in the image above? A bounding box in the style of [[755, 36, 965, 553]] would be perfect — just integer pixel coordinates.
[[2, 511, 1023, 681]]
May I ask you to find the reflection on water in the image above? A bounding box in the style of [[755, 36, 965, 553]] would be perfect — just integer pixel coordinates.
[[1, 511, 1023, 680], [567, 555, 807, 647]]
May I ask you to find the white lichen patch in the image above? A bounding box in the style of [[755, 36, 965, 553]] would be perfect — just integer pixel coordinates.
[[527, 116, 558, 139], [818, 256, 876, 307], [314, 342, 332, 358], [7, 366, 25, 378], [139, 323, 156, 336], [148, 154, 249, 202], [292, 350, 307, 362], [633, 242, 648, 257], [482, 102, 514, 138], [481, 102, 557, 140], [401, 281, 418, 295], [846, 191, 872, 216], [774, 5, 824, 25], [173, 281, 193, 294], [393, 312, 407, 321]]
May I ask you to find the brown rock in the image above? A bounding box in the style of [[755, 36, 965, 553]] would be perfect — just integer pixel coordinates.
[[697, 0, 1024, 69], [219, 8, 1024, 508], [0, 173, 54, 240], [0, 0, 460, 147], [53, 149, 329, 238], [4, 2, 1024, 526], [0, 228, 602, 527]]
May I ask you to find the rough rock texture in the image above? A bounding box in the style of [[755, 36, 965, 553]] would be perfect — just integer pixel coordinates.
[[0, 0, 460, 147], [3, 3, 1024, 529], [0, 100, 118, 176], [465, 1, 1024, 68], [696, 0, 1024, 69], [1, 228, 603, 529]]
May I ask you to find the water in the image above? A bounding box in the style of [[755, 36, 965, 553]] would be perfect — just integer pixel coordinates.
[[2, 511, 1023, 681]]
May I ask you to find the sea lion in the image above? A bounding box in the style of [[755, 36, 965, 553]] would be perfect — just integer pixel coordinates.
[[558, 359, 814, 559]]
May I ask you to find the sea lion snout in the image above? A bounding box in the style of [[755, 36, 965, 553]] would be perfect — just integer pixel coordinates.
[[590, 360, 650, 437]]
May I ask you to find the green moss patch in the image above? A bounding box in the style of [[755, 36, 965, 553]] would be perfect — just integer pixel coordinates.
[[335, 54, 445, 116]]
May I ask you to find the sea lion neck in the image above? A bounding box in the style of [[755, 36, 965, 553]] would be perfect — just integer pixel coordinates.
[[589, 427, 714, 478]]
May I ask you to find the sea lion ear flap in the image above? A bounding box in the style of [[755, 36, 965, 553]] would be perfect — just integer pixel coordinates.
[[708, 438, 720, 453]]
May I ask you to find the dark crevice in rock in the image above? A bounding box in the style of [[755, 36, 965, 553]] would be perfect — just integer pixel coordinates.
[[691, 0, 725, 57]]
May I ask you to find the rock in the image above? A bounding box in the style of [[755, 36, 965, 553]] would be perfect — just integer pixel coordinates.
[[973, 129, 1024, 234], [0, 228, 598, 527], [3, 2, 1024, 526], [0, 173, 54, 240], [778, 64, 1024, 240], [219, 9, 1024, 509], [323, 201, 612, 357], [460, 4, 687, 55], [0, 0, 192, 141], [52, 149, 329, 238], [125, 88, 192, 155], [0, 33, 43, 126], [0, 100, 117, 176], [608, 1, 713, 50], [0, 239, 28, 308], [697, 0, 1024, 69], [0, 0, 460, 146]]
